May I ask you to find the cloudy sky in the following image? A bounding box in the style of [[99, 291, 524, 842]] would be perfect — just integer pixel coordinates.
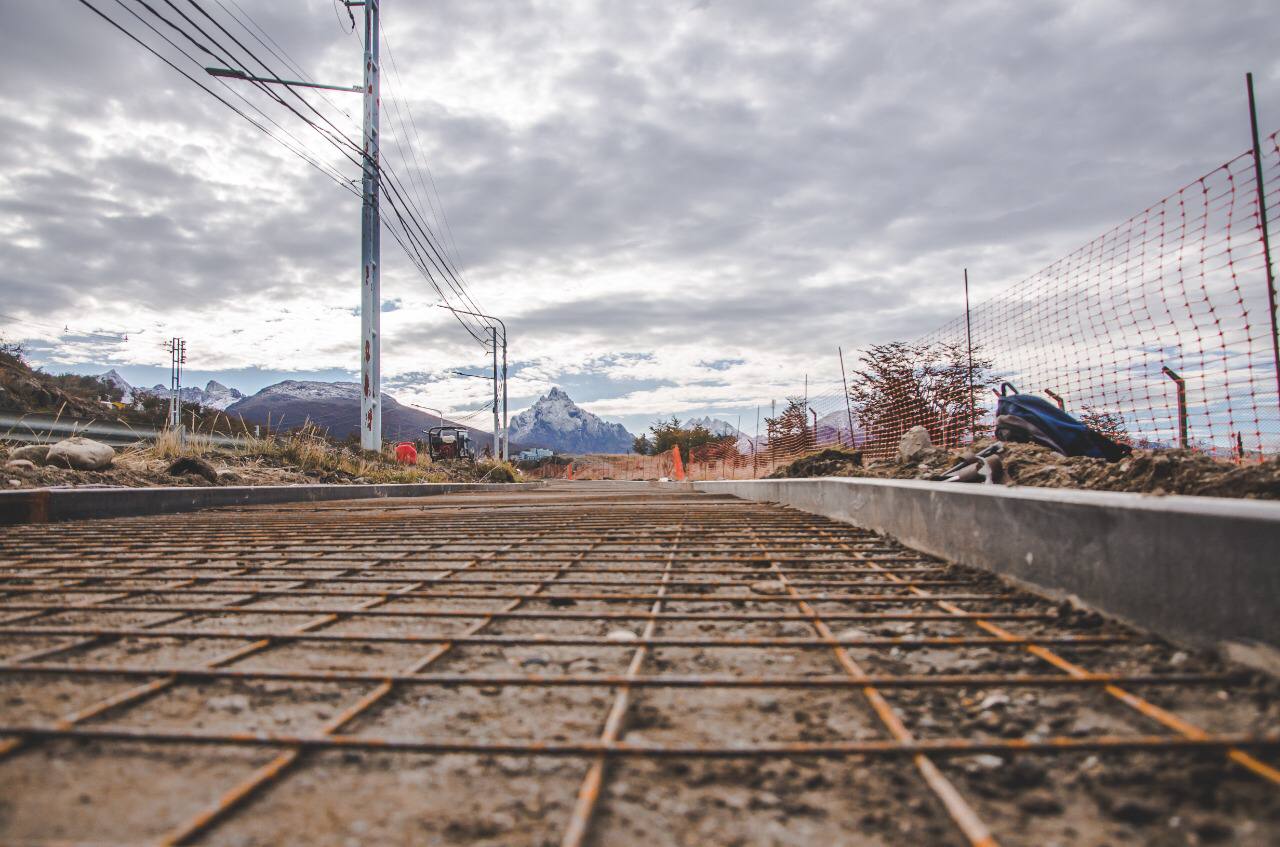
[[1, 0, 1276, 435]]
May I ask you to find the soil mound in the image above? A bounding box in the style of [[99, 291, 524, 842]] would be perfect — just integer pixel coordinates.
[[769, 441, 1280, 499]]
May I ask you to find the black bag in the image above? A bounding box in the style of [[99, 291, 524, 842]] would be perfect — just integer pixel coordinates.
[[995, 384, 1131, 461]]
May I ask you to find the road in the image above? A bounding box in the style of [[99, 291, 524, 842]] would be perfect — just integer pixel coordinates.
[[0, 482, 1276, 845]]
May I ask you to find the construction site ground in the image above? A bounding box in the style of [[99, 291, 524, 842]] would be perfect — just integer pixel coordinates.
[[0, 482, 1277, 846]]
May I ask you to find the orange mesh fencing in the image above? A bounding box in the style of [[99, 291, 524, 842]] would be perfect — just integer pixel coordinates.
[[579, 129, 1279, 481]]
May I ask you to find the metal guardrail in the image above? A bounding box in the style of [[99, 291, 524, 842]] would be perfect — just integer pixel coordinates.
[[0, 413, 246, 448]]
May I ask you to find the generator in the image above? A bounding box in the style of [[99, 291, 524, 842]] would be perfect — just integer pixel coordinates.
[[426, 426, 476, 463]]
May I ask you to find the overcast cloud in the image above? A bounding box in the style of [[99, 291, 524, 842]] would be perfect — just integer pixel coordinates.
[[1, 0, 1276, 433]]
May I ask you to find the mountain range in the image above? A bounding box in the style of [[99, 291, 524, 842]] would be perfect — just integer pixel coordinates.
[[101, 371, 491, 444], [99, 371, 693, 455], [507, 387, 634, 454], [683, 415, 756, 453], [103, 369, 244, 410]]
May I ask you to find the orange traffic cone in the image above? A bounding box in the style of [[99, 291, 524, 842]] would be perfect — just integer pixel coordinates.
[[671, 446, 685, 481]]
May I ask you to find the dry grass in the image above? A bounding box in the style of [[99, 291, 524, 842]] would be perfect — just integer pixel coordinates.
[[135, 422, 520, 485], [148, 427, 214, 460]]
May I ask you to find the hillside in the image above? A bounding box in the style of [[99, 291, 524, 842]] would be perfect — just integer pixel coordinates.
[[226, 380, 492, 444]]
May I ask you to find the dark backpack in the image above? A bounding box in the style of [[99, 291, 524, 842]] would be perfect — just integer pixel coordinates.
[[994, 384, 1131, 461]]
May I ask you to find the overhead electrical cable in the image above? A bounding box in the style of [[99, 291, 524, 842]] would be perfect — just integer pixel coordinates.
[[84, 0, 494, 347]]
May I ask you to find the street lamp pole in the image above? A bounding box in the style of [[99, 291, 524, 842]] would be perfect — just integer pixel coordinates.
[[203, 0, 378, 450], [437, 305, 508, 461]]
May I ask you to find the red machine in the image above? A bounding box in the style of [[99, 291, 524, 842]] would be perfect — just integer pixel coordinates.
[[394, 442, 418, 464]]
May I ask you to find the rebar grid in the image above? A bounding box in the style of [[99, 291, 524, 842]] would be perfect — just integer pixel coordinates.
[[0, 484, 1277, 846]]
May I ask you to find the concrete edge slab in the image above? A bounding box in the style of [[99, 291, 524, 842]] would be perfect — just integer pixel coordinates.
[[0, 481, 548, 525], [687, 478, 1280, 653]]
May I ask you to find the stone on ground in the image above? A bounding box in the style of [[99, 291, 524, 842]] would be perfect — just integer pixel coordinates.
[[167, 456, 219, 483], [897, 425, 933, 462], [9, 445, 51, 465], [45, 437, 114, 470]]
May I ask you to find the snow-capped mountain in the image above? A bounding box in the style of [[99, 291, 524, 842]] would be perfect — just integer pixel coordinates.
[[685, 415, 755, 453], [685, 416, 740, 437], [507, 388, 634, 454], [816, 409, 862, 447], [99, 369, 135, 403], [196, 380, 244, 410]]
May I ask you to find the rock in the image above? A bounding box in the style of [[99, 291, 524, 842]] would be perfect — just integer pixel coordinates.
[[606, 629, 638, 641], [167, 456, 219, 483], [1018, 790, 1063, 815], [217, 470, 243, 484], [755, 696, 780, 713], [749, 580, 788, 596], [897, 425, 933, 461], [9, 444, 50, 465], [45, 437, 114, 471], [1219, 639, 1280, 677], [978, 693, 1010, 711], [4, 459, 35, 471], [7, 479, 20, 487], [969, 754, 1004, 770], [207, 694, 250, 713]]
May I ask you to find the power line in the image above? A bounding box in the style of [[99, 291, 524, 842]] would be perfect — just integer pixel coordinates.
[[172, 0, 490, 339], [81, 0, 496, 358], [85, 0, 358, 194]]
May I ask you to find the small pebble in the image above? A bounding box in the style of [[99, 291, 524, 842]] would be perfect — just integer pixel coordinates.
[[606, 629, 638, 641], [749, 580, 787, 595]]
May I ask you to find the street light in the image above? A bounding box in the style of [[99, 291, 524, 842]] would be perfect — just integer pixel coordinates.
[[204, 2, 380, 452], [438, 305, 509, 461], [409, 404, 444, 429], [204, 66, 362, 93]]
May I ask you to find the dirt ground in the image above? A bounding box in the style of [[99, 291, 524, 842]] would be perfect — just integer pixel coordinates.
[[0, 484, 1277, 845], [768, 443, 1280, 500], [0, 444, 514, 490]]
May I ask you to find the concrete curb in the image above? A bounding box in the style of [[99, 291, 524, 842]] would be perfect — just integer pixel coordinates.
[[689, 478, 1280, 652], [0, 481, 547, 525]]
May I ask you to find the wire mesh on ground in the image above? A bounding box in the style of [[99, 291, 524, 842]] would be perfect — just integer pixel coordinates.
[[0, 486, 1276, 845]]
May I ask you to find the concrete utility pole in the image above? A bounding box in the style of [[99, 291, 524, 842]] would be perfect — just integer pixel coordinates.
[[204, 1, 378, 450], [359, 0, 382, 452], [438, 305, 508, 461], [491, 326, 500, 457]]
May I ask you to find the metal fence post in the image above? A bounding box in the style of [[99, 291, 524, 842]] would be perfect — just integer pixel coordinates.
[[1246, 73, 1280, 418], [1163, 366, 1188, 448]]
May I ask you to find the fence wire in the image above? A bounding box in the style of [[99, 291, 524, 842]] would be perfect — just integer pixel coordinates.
[[553, 130, 1280, 481]]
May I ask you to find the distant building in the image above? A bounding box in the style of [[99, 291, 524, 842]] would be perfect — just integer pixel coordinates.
[[517, 448, 554, 462]]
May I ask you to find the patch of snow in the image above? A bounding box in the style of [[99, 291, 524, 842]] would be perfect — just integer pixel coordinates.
[[256, 380, 361, 401]]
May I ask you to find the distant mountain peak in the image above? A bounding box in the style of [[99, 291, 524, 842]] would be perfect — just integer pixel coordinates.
[[509, 388, 633, 454]]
